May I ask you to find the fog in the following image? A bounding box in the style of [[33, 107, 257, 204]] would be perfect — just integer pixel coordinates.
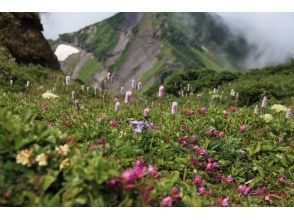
[[218, 13, 294, 68]]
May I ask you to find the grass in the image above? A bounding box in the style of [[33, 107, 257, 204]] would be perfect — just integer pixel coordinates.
[[140, 61, 165, 85], [62, 53, 81, 75], [78, 58, 102, 83]]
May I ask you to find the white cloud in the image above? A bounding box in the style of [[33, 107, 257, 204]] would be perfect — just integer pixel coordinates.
[[218, 13, 294, 68], [40, 12, 116, 39]]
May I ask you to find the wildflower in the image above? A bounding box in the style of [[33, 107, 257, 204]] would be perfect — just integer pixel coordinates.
[[26, 81, 30, 88], [10, 79, 13, 85], [230, 106, 237, 112], [41, 103, 48, 111], [115, 101, 121, 112], [254, 105, 259, 114], [193, 176, 203, 187], [16, 149, 33, 166], [42, 91, 59, 99], [130, 120, 147, 133], [134, 160, 145, 179], [59, 158, 69, 170], [180, 124, 189, 132], [193, 145, 207, 157], [131, 79, 136, 90], [35, 153, 48, 166], [109, 119, 119, 128], [74, 100, 80, 110], [71, 91, 76, 100], [223, 110, 228, 116], [199, 107, 207, 116], [230, 89, 235, 97], [107, 177, 121, 187], [137, 81, 142, 91], [65, 76, 70, 85], [171, 102, 177, 115], [125, 91, 132, 103], [144, 108, 150, 117], [55, 144, 69, 156], [179, 136, 189, 147], [264, 195, 272, 203], [270, 104, 288, 112], [190, 135, 198, 145], [277, 176, 287, 184], [120, 86, 125, 95], [147, 165, 157, 176], [239, 125, 247, 133], [88, 144, 96, 152], [157, 85, 164, 98], [260, 114, 273, 123], [219, 197, 229, 207], [286, 108, 292, 119], [225, 175, 234, 183], [160, 196, 173, 207], [81, 85, 85, 91], [97, 137, 106, 145], [171, 186, 180, 199], [198, 186, 206, 196], [261, 96, 267, 108], [121, 168, 136, 183], [238, 184, 250, 195], [254, 187, 266, 195]]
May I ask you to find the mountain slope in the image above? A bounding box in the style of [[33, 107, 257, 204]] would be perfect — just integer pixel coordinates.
[[54, 12, 252, 92]]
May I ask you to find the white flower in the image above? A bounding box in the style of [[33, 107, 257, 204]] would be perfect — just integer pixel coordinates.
[[171, 102, 177, 115], [254, 105, 259, 114], [42, 91, 59, 99], [260, 114, 273, 123], [35, 153, 48, 166], [270, 104, 288, 112], [16, 149, 33, 166], [55, 144, 69, 156], [261, 96, 267, 108]]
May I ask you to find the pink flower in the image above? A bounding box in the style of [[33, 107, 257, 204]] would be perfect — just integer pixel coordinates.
[[158, 85, 164, 98], [147, 165, 157, 176], [171, 102, 177, 115], [160, 196, 173, 207], [199, 107, 207, 116], [133, 159, 145, 179], [193, 176, 203, 187], [206, 163, 215, 174], [218, 131, 225, 137], [124, 91, 132, 103], [107, 178, 121, 187], [198, 186, 206, 196], [230, 106, 237, 112], [97, 137, 106, 145], [144, 108, 150, 117], [254, 187, 265, 195], [219, 197, 229, 207], [225, 175, 234, 183], [277, 176, 287, 184], [148, 123, 156, 130], [238, 184, 250, 196], [239, 125, 247, 133], [41, 103, 48, 111], [121, 168, 135, 182], [223, 110, 229, 115], [190, 135, 198, 145], [171, 186, 180, 199], [192, 145, 207, 157], [180, 124, 189, 132], [264, 195, 272, 202], [109, 119, 119, 128]]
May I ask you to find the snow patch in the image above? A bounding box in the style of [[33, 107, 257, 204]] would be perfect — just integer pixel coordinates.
[[55, 44, 80, 61]]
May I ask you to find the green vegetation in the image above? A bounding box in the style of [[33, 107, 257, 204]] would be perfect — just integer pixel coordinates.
[[78, 58, 102, 83], [62, 53, 81, 75]]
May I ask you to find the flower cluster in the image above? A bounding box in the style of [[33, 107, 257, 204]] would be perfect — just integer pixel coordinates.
[[206, 127, 225, 138]]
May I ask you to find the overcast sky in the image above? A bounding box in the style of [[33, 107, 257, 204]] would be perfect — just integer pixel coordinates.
[[41, 12, 116, 39], [40, 12, 294, 68]]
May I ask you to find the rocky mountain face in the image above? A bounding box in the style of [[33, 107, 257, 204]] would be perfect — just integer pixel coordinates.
[[53, 12, 252, 92], [0, 13, 60, 69]]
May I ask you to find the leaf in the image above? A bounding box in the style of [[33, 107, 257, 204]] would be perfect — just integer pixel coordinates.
[[40, 172, 58, 192]]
